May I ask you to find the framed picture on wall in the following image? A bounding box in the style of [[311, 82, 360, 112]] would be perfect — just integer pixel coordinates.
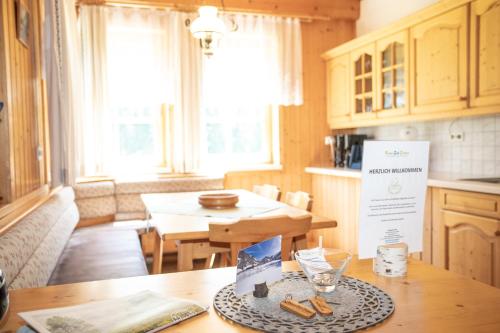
[[15, 0, 30, 47]]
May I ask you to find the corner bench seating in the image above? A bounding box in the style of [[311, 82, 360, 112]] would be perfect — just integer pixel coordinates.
[[0, 187, 148, 290], [74, 176, 225, 254], [75, 176, 225, 223], [0, 176, 224, 290]]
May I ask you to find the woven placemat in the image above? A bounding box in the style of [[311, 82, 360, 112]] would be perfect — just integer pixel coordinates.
[[213, 271, 394, 333]]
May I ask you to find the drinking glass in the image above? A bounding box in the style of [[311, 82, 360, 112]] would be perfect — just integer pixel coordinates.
[[295, 248, 352, 293]]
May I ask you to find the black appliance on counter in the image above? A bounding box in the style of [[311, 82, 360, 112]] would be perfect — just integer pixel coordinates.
[[334, 134, 367, 169]]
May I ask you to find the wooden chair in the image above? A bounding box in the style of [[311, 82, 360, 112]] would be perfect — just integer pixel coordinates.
[[253, 184, 282, 201], [209, 214, 312, 266], [284, 191, 313, 252], [284, 191, 313, 212]]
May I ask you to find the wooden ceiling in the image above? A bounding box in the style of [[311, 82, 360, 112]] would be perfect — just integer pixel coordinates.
[[77, 0, 360, 20]]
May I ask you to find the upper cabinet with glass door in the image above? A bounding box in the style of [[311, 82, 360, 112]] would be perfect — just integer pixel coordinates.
[[322, 0, 500, 129], [376, 31, 409, 117], [351, 44, 376, 120]]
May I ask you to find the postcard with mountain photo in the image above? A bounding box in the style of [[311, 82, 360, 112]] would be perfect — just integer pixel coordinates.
[[235, 236, 283, 297]]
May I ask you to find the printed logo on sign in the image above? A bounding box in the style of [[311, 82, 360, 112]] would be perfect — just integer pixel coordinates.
[[384, 149, 409, 157]]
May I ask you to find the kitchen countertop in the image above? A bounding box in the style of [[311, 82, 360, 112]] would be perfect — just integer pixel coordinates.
[[305, 166, 500, 195]]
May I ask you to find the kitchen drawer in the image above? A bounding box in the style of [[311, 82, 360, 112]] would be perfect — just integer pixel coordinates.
[[440, 188, 500, 219]]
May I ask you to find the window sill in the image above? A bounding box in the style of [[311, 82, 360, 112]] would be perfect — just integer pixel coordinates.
[[223, 164, 283, 173], [77, 172, 223, 184], [77, 165, 282, 183]]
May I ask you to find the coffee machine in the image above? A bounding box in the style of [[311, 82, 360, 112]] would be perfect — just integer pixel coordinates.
[[334, 134, 367, 169]]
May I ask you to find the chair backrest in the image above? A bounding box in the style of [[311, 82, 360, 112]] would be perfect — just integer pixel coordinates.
[[252, 184, 281, 201], [209, 214, 312, 265], [284, 191, 313, 212]]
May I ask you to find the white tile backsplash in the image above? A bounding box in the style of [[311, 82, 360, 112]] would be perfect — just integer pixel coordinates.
[[356, 114, 500, 177]]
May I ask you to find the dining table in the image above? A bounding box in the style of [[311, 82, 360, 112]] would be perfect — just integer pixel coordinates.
[[2, 259, 500, 332], [141, 189, 337, 273]]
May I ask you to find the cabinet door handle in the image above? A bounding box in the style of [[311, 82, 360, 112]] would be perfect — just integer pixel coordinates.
[[459, 96, 468, 101]]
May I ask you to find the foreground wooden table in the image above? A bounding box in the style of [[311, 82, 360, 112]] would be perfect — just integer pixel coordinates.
[[141, 190, 337, 273], [3, 259, 500, 332]]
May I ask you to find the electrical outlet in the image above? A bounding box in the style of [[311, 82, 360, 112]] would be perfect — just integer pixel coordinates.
[[449, 132, 465, 142], [324, 136, 334, 145]]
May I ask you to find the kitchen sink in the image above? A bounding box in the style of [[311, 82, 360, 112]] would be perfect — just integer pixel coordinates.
[[459, 177, 500, 184]]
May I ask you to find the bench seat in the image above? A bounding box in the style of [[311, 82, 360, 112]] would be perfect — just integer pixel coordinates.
[[49, 227, 148, 285]]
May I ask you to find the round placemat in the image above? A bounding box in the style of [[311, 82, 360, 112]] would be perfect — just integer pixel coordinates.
[[213, 271, 394, 333]]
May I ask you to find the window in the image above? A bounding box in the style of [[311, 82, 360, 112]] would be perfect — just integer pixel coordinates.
[[106, 19, 171, 173], [198, 15, 291, 171], [81, 8, 299, 175], [112, 105, 164, 169], [202, 105, 279, 170]]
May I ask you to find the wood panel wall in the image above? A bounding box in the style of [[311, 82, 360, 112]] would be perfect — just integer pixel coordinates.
[[0, 2, 11, 205], [310, 173, 433, 260], [308, 174, 361, 252], [224, 19, 357, 196], [0, 0, 48, 206]]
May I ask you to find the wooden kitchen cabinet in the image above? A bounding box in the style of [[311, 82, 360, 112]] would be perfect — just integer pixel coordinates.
[[470, 0, 500, 108], [440, 188, 500, 219], [322, 0, 500, 129], [326, 54, 351, 127], [433, 188, 500, 287], [350, 44, 377, 121], [375, 30, 409, 118], [441, 210, 500, 287], [410, 6, 469, 114]]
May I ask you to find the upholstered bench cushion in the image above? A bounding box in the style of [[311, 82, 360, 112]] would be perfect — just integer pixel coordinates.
[[0, 187, 79, 289], [48, 227, 148, 285], [116, 193, 147, 213], [73, 181, 115, 199], [73, 181, 117, 221], [75, 196, 117, 220]]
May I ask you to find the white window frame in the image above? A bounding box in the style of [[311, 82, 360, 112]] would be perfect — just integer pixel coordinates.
[[201, 105, 281, 172]]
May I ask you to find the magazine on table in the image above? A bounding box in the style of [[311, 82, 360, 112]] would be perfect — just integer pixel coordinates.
[[18, 290, 208, 333]]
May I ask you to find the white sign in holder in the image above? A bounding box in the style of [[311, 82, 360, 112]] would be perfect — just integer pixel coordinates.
[[358, 141, 430, 277]]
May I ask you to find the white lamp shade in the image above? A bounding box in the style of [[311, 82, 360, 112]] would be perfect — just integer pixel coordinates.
[[190, 6, 226, 40]]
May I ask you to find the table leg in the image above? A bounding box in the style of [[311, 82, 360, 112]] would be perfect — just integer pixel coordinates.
[[282, 238, 293, 261], [294, 235, 308, 251], [177, 241, 194, 272], [152, 232, 164, 274]]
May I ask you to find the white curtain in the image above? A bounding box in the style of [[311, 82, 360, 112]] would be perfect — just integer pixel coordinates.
[[202, 14, 303, 107], [80, 7, 202, 174], [44, 0, 85, 185], [80, 5, 110, 175], [168, 12, 203, 173], [78, 7, 302, 176]]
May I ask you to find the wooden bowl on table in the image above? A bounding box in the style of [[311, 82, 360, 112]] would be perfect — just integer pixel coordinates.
[[198, 193, 239, 209]]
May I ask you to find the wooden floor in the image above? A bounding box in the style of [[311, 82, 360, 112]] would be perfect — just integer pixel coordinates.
[[146, 253, 224, 274]]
